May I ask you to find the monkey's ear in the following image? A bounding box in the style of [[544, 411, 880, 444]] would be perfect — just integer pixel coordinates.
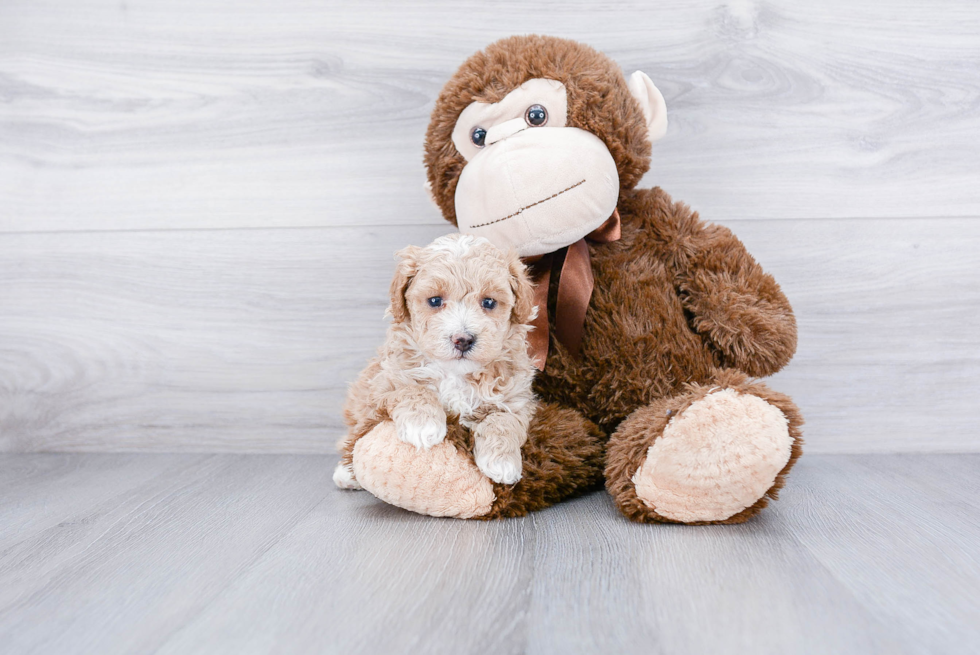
[[388, 246, 422, 323], [508, 253, 537, 325], [628, 71, 668, 142]]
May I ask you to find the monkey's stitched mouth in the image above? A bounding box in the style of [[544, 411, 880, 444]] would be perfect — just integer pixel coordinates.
[[470, 179, 586, 229]]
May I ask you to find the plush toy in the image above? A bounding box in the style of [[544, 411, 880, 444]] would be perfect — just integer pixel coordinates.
[[343, 35, 803, 524]]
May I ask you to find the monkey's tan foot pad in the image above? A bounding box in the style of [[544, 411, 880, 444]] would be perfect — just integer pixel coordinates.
[[351, 422, 495, 519], [632, 389, 793, 523]]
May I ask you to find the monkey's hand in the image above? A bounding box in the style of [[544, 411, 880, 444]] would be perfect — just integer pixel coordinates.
[[680, 259, 797, 378]]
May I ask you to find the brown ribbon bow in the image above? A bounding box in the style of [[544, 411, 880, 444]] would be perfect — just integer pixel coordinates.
[[522, 209, 622, 370]]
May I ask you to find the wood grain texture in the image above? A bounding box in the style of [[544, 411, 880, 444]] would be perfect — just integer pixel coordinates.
[[2, 218, 978, 454], [1, 0, 979, 232], [0, 453, 977, 654], [0, 452, 197, 551], [1, 1, 979, 455], [0, 454, 332, 654], [0, 223, 447, 453]]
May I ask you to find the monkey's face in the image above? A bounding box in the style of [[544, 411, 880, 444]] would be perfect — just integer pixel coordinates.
[[450, 79, 620, 258], [425, 37, 670, 257]]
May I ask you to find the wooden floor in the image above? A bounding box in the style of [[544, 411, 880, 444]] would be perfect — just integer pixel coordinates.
[[0, 453, 977, 655]]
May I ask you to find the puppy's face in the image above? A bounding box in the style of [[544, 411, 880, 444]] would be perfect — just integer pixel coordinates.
[[389, 234, 535, 368]]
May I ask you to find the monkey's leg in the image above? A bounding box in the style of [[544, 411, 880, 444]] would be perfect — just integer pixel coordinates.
[[605, 369, 803, 524], [349, 402, 605, 519]]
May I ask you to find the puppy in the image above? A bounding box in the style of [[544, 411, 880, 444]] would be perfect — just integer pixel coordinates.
[[333, 233, 538, 490]]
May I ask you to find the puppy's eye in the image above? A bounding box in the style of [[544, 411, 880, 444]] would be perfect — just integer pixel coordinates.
[[471, 127, 487, 148], [525, 105, 547, 127], [481, 298, 497, 310], [427, 297, 443, 308]]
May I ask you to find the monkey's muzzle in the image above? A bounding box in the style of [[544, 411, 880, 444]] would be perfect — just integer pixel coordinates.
[[454, 127, 620, 257]]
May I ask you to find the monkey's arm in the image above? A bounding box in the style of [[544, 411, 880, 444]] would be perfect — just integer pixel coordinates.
[[671, 218, 797, 378]]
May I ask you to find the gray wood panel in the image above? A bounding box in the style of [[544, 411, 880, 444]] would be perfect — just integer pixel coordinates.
[[0, 453, 977, 654], [2, 0, 979, 232], [781, 456, 980, 655], [1, 218, 978, 454], [0, 454, 332, 654], [0, 452, 197, 550]]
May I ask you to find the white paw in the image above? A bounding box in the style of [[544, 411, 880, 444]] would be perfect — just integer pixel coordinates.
[[333, 461, 362, 490], [475, 449, 523, 485], [396, 417, 448, 450]]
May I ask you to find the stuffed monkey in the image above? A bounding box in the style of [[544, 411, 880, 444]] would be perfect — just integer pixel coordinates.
[[342, 35, 803, 524]]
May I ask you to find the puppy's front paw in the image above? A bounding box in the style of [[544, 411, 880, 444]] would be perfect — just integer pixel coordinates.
[[395, 412, 448, 450], [332, 461, 362, 490], [475, 448, 523, 485]]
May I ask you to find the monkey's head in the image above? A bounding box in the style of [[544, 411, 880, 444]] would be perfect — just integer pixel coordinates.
[[424, 35, 667, 257]]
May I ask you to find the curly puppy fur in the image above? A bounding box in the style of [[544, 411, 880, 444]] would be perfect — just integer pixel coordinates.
[[337, 234, 538, 487], [415, 35, 803, 523]]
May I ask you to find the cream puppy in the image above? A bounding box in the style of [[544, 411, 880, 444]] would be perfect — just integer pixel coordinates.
[[334, 233, 538, 490]]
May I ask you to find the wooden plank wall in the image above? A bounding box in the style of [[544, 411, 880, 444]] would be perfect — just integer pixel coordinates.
[[1, 0, 978, 453]]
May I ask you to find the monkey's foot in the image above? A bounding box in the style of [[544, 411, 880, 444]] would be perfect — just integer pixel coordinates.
[[607, 377, 803, 524], [632, 389, 791, 522], [351, 422, 495, 519]]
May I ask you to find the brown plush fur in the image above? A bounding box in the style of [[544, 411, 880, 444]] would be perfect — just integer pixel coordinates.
[[419, 35, 803, 523], [534, 187, 798, 432]]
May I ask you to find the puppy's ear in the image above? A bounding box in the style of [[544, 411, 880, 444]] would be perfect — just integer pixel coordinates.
[[508, 252, 536, 325], [388, 245, 422, 323]]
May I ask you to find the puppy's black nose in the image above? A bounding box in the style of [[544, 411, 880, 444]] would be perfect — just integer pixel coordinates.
[[452, 333, 475, 353]]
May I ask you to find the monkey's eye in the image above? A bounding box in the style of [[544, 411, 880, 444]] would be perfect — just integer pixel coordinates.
[[428, 297, 443, 308], [525, 104, 548, 127], [481, 298, 497, 311], [470, 127, 487, 147]]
